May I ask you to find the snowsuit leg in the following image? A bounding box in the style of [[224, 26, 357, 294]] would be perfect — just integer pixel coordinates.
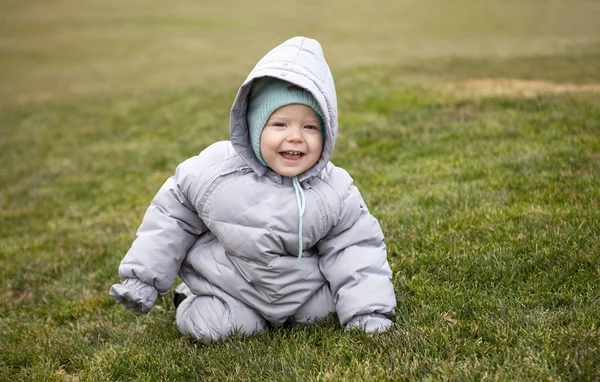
[[176, 283, 267, 342], [288, 283, 335, 324]]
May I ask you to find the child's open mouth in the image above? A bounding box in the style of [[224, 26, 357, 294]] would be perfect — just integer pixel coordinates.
[[280, 151, 304, 160]]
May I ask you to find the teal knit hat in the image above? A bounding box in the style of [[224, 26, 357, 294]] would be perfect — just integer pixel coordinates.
[[247, 77, 325, 165]]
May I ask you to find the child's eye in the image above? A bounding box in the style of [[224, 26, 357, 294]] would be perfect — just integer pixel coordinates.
[[304, 125, 318, 130], [273, 122, 286, 127]]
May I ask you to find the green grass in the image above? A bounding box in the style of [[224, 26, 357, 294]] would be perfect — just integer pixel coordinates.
[[1, 0, 600, 380]]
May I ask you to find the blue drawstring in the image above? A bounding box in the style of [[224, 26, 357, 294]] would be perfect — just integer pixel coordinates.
[[292, 176, 306, 268]]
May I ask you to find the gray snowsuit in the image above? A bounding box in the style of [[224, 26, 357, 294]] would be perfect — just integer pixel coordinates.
[[110, 36, 396, 342]]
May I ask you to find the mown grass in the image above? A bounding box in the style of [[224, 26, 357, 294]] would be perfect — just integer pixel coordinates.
[[2, 0, 600, 105], [1, 1, 600, 381]]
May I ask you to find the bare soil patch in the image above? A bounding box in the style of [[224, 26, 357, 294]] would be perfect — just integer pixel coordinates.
[[446, 79, 600, 97]]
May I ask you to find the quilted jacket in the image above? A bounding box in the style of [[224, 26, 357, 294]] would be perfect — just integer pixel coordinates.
[[115, 36, 397, 325]]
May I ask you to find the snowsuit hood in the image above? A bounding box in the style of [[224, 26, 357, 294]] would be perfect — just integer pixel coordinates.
[[230, 36, 338, 183]]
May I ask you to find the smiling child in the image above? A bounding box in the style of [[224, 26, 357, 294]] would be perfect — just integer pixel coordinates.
[[110, 36, 397, 342]]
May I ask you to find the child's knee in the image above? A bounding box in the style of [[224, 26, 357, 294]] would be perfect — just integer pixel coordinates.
[[291, 283, 335, 324], [176, 295, 229, 342], [176, 294, 268, 342]]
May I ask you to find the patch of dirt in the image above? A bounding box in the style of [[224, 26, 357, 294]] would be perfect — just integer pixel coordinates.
[[53, 369, 80, 382], [446, 79, 600, 97]]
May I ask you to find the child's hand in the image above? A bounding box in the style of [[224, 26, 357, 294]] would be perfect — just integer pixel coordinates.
[[109, 278, 158, 314], [345, 313, 392, 333]]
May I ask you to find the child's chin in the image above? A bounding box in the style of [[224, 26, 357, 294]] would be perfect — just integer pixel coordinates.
[[279, 170, 302, 177], [274, 166, 304, 177]]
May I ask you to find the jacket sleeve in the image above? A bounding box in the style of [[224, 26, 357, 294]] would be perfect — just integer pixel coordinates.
[[117, 156, 208, 295], [317, 184, 396, 325]]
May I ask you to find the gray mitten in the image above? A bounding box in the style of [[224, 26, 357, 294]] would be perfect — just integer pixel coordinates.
[[345, 313, 392, 333], [109, 278, 158, 314]]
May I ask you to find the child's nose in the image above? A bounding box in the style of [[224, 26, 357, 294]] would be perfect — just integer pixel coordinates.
[[286, 126, 303, 142]]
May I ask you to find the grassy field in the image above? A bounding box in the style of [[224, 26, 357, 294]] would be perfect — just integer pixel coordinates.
[[1, 0, 599, 380]]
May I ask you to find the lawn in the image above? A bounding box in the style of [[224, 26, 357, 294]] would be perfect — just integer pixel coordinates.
[[1, 1, 599, 380]]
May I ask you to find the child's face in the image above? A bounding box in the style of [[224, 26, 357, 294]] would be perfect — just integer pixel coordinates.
[[260, 104, 323, 177]]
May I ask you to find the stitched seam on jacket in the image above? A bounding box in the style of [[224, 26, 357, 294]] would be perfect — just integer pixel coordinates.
[[311, 186, 330, 238], [290, 37, 305, 72], [198, 167, 249, 220]]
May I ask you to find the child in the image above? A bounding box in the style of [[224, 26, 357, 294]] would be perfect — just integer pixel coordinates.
[[110, 36, 397, 342]]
